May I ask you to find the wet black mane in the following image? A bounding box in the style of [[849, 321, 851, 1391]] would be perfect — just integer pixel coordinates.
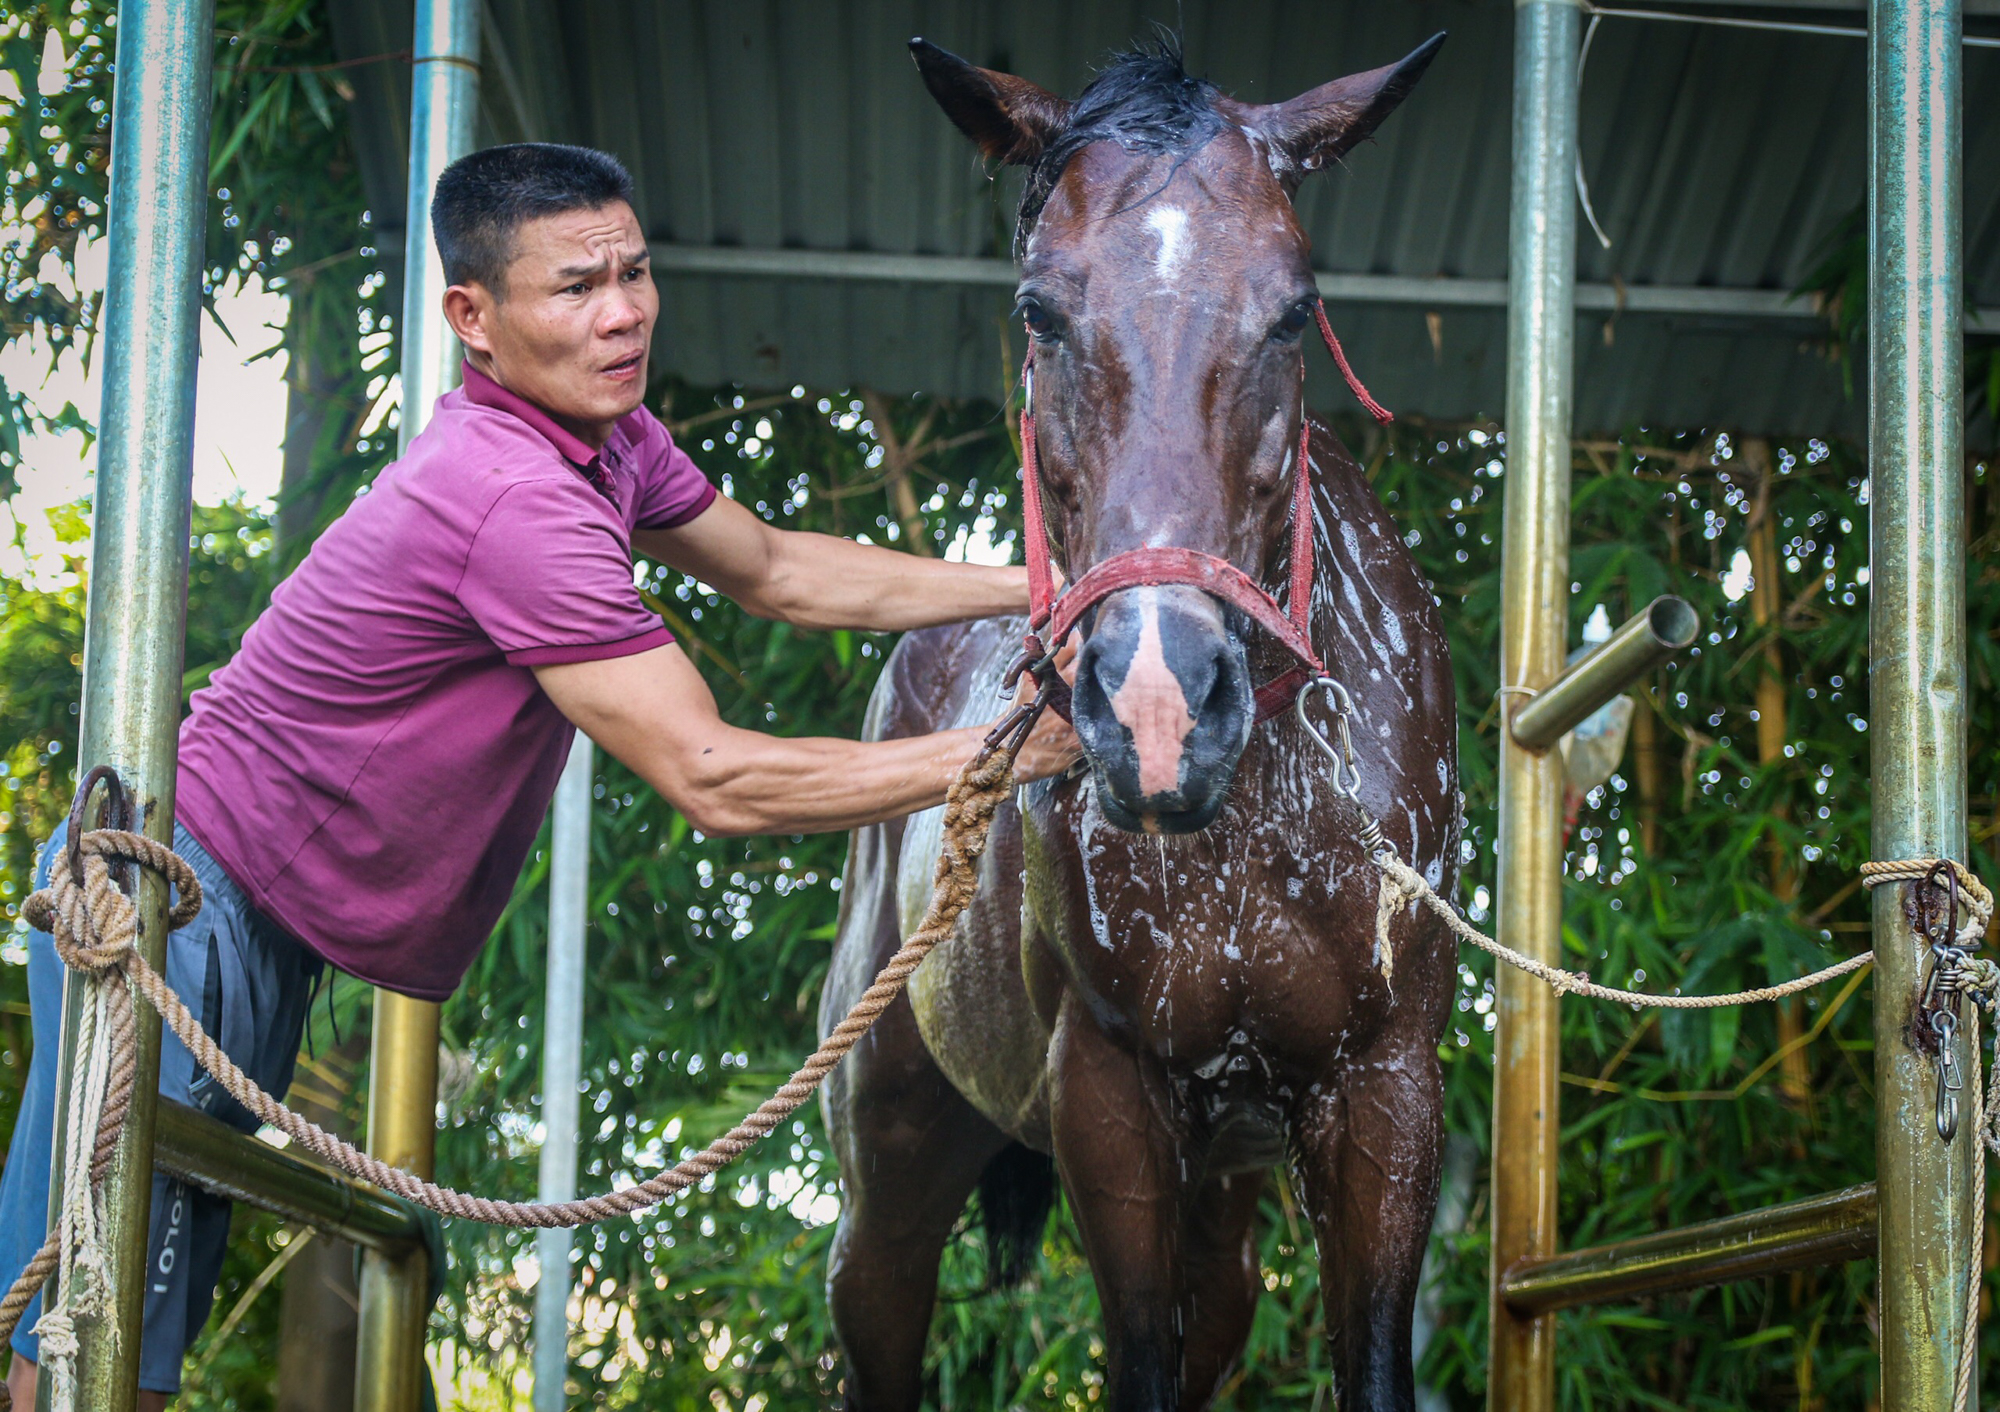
[[1017, 36, 1223, 258]]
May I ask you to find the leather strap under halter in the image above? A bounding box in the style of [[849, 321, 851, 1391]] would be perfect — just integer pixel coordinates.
[[1013, 300, 1391, 723]]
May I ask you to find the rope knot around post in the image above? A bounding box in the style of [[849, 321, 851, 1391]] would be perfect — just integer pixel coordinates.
[[1, 821, 204, 1411], [21, 830, 203, 980]]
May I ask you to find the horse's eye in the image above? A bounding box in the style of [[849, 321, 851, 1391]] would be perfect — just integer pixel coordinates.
[[1272, 300, 1313, 342], [1017, 297, 1059, 342]]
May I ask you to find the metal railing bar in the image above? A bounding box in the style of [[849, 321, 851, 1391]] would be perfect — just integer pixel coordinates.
[[152, 1099, 427, 1255], [1498, 1183, 1877, 1315], [1509, 596, 1699, 751]]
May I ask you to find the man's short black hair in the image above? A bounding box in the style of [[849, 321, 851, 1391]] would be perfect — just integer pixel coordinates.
[[431, 143, 635, 293]]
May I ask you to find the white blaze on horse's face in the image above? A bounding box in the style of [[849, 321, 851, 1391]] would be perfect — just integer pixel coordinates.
[[1107, 588, 1198, 798], [1146, 205, 1192, 288]]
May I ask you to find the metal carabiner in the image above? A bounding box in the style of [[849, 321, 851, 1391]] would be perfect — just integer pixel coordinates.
[[1933, 1008, 1963, 1143], [1295, 675, 1364, 803]]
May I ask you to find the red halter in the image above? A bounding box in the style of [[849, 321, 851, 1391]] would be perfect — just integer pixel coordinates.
[[1010, 300, 1391, 724]]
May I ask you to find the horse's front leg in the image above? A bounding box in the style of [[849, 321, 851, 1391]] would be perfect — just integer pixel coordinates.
[[1049, 989, 1186, 1411], [1291, 1030, 1445, 1412]]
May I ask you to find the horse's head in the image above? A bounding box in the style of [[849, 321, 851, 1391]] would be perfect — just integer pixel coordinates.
[[913, 34, 1442, 833]]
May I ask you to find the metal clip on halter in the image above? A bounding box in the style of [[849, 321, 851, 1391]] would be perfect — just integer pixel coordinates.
[[1295, 676, 1394, 865]]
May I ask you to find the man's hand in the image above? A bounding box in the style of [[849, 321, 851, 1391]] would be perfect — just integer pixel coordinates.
[[1005, 636, 1083, 783]]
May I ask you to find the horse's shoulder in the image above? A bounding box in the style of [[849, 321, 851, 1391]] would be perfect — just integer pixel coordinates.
[[869, 616, 1025, 742]]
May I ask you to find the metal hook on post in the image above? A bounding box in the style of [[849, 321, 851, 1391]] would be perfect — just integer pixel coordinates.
[[66, 765, 133, 890]]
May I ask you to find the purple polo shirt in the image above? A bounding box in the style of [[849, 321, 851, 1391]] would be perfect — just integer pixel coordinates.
[[177, 363, 716, 1000]]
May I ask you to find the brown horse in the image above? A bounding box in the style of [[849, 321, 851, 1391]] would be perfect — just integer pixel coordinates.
[[820, 35, 1458, 1411]]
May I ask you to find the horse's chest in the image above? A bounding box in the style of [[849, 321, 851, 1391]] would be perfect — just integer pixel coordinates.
[[1021, 777, 1391, 1073]]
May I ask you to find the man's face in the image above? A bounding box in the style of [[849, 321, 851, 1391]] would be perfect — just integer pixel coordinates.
[[446, 200, 657, 446]]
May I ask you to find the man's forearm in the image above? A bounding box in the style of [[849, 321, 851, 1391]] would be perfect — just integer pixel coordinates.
[[538, 644, 1079, 837], [642, 719, 993, 836], [766, 532, 1027, 631]]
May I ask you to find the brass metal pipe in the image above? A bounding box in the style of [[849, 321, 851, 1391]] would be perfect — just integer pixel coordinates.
[[38, 3, 215, 1407], [153, 1101, 428, 1254], [356, 992, 442, 1412], [1508, 597, 1698, 751], [354, 3, 480, 1409], [1868, 3, 1970, 1408], [1499, 1184, 1878, 1316], [1489, 3, 1581, 1408]]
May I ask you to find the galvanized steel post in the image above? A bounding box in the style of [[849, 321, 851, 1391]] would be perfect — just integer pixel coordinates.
[[34, 3, 215, 1407], [1868, 2, 1969, 1408], [355, 2, 480, 1408], [1489, 2, 1580, 1408], [533, 735, 593, 1411]]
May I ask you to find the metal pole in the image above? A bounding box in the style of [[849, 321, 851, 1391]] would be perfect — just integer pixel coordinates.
[[1508, 596, 1698, 751], [355, 3, 479, 1408], [1498, 1183, 1879, 1315], [1869, 2, 1969, 1408], [34, 4, 214, 1407], [533, 736, 592, 1411], [1488, 3, 1580, 1409]]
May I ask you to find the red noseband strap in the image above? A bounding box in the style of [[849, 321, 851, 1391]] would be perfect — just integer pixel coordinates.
[[1013, 299, 1390, 724]]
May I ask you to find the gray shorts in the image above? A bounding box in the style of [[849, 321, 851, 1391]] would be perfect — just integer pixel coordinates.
[[0, 821, 322, 1392]]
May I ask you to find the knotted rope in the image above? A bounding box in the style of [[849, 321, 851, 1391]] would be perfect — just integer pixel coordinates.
[[0, 736, 1021, 1391], [0, 826, 199, 1409]]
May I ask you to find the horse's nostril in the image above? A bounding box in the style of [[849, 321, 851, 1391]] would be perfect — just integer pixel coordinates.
[[1199, 656, 1237, 720], [1078, 645, 1117, 706]]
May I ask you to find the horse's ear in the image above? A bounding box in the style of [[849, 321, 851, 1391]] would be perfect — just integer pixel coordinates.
[[909, 39, 1072, 165], [1250, 33, 1445, 182]]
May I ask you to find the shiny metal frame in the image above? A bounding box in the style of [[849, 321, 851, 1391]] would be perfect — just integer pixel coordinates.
[[1867, 2, 1971, 1406], [1500, 1185, 1878, 1316], [1488, 4, 1580, 1407], [1508, 598, 1697, 751], [1487, 2, 1969, 1408], [37, 3, 216, 1407], [153, 1102, 429, 1254]]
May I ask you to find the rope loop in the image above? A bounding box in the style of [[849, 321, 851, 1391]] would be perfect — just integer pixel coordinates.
[[1860, 857, 1995, 949]]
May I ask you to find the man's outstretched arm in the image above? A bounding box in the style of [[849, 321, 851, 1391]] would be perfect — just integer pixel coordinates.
[[634, 493, 1028, 633], [535, 642, 1077, 837]]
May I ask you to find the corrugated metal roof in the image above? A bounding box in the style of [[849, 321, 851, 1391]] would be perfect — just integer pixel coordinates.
[[326, 0, 2000, 435]]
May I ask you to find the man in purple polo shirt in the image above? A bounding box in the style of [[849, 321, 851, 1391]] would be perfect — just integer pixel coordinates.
[[1, 143, 1076, 1406]]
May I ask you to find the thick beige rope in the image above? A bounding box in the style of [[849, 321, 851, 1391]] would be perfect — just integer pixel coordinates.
[[0, 821, 180, 1410], [1956, 1009, 2000, 1412], [0, 738, 1017, 1379], [1377, 855, 1880, 1008]]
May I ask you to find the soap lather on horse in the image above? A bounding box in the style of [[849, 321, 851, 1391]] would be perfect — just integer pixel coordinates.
[[822, 31, 1455, 1412]]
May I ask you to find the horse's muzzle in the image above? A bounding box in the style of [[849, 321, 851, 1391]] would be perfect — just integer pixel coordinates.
[[1070, 586, 1254, 833]]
